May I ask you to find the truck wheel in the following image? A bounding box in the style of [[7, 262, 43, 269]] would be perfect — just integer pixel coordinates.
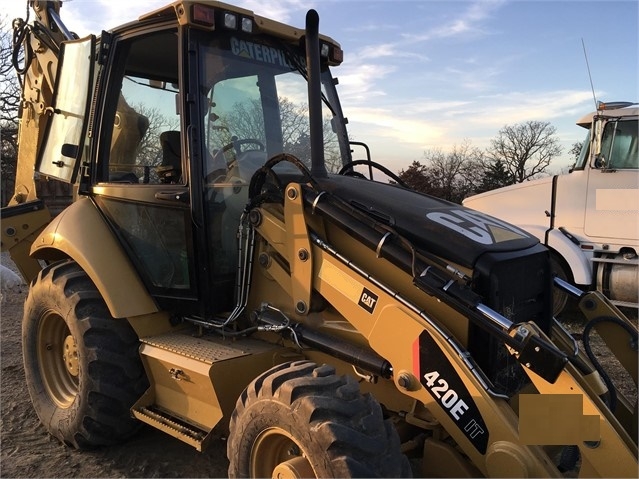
[[22, 260, 148, 449], [227, 360, 411, 478], [550, 254, 571, 316]]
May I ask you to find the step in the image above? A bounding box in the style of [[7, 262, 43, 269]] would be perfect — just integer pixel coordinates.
[[133, 329, 295, 450], [132, 404, 210, 451]]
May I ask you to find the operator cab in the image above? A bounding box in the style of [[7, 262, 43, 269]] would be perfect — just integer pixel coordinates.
[[573, 103, 638, 171], [85, 12, 349, 318]]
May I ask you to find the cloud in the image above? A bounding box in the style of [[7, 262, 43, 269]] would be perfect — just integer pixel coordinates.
[[330, 0, 508, 120], [342, 22, 399, 34], [409, 89, 597, 146], [235, 0, 314, 24], [358, 43, 400, 60], [29, 1, 174, 37], [337, 63, 397, 102], [342, 87, 597, 172], [346, 102, 454, 148], [466, 89, 598, 127], [439, 0, 505, 37], [403, 0, 506, 42]]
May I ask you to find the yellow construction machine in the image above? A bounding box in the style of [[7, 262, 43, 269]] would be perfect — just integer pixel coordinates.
[[2, 1, 637, 477]]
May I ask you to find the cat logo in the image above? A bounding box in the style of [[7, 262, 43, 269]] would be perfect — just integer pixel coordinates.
[[358, 288, 378, 313], [426, 209, 529, 245]]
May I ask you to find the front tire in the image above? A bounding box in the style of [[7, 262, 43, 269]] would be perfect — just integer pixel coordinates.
[[227, 360, 411, 478], [22, 260, 148, 449], [550, 253, 571, 316]]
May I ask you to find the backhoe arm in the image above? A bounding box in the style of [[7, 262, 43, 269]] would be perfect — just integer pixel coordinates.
[[10, 0, 69, 205], [1, 1, 71, 281]]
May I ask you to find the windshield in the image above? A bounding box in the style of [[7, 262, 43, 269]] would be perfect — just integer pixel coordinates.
[[599, 119, 638, 169], [195, 33, 350, 302], [199, 33, 348, 182], [573, 131, 590, 170]]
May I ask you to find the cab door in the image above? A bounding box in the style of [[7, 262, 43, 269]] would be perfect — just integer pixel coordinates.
[[584, 118, 639, 242], [91, 26, 204, 315]]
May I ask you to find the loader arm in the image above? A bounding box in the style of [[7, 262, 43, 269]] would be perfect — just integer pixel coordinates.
[[246, 178, 638, 477]]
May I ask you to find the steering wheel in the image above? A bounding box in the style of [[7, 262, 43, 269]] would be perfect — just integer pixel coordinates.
[[220, 138, 265, 159], [206, 138, 266, 184]]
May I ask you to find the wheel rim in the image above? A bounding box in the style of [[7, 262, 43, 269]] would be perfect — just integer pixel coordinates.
[[250, 427, 316, 479], [37, 310, 79, 408]]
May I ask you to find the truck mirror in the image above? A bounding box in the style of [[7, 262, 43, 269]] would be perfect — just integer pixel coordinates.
[[594, 154, 606, 168]]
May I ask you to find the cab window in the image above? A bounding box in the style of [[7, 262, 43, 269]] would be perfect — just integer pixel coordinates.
[[102, 30, 183, 184], [600, 119, 638, 169]]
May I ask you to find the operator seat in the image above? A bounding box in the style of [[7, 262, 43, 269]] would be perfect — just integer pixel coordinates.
[[107, 96, 149, 183], [158, 130, 182, 183]]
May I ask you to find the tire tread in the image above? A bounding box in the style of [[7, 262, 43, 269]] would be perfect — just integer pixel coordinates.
[[22, 260, 148, 449], [228, 360, 411, 478]]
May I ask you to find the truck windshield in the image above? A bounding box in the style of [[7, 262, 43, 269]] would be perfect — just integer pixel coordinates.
[[574, 131, 591, 170], [600, 119, 638, 169], [199, 33, 347, 183]]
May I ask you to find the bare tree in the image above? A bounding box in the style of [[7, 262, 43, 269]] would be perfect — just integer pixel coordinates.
[[398, 140, 484, 203], [280, 97, 307, 149], [486, 121, 562, 183], [567, 141, 585, 170], [1, 15, 21, 205], [429, 140, 483, 202], [134, 103, 179, 166], [223, 97, 310, 152], [221, 96, 342, 172], [0, 17, 20, 130]]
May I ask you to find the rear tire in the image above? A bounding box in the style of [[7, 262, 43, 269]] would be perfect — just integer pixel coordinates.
[[227, 360, 411, 478], [22, 260, 148, 449]]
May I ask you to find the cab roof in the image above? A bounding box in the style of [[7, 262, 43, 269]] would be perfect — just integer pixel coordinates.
[[577, 102, 638, 128], [136, 1, 341, 48]]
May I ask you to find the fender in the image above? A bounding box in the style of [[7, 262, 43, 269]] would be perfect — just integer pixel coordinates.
[[545, 228, 592, 286], [508, 224, 592, 287], [31, 197, 158, 318]]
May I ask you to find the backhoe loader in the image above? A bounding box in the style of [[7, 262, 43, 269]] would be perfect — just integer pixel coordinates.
[[2, 1, 637, 477]]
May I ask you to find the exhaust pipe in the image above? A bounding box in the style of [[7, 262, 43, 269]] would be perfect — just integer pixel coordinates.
[[305, 10, 327, 178]]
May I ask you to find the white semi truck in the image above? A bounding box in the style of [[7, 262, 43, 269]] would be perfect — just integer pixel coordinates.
[[463, 102, 638, 314]]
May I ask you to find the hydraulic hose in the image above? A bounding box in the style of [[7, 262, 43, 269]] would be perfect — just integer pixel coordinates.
[[302, 186, 568, 383]]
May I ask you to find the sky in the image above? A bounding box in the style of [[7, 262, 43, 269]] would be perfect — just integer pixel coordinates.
[[4, 0, 638, 174]]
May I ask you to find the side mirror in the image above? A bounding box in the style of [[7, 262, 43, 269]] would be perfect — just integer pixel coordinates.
[[594, 154, 606, 169]]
